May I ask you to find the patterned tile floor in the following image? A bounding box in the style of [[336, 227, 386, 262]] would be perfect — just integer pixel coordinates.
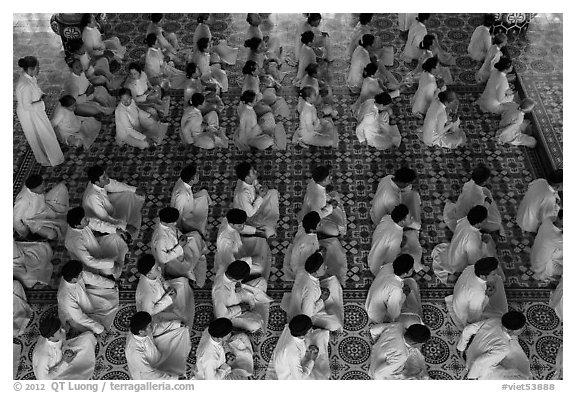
[[13, 13, 563, 380]]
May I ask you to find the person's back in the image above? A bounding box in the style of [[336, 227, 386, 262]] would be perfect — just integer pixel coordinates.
[[516, 179, 557, 232], [369, 322, 407, 379]]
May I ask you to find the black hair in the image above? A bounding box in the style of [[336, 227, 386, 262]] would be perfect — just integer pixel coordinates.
[[191, 92, 205, 107], [118, 87, 132, 98], [145, 33, 157, 47], [137, 254, 156, 276], [66, 206, 85, 227], [302, 211, 321, 233], [501, 311, 526, 331], [80, 13, 93, 29], [392, 254, 415, 276], [305, 63, 319, 77], [235, 162, 253, 181], [483, 14, 496, 27], [301, 31, 315, 45], [419, 34, 435, 50], [474, 257, 499, 277], [197, 37, 210, 52], [359, 13, 373, 25], [359, 34, 375, 48], [39, 316, 61, 339], [299, 86, 316, 100], [438, 90, 457, 104], [25, 174, 43, 189], [422, 56, 439, 72], [471, 164, 491, 185], [130, 311, 152, 335], [547, 169, 563, 186], [87, 165, 105, 184], [362, 62, 378, 78], [307, 13, 322, 24], [150, 13, 163, 23], [244, 37, 262, 51], [467, 205, 488, 225], [59, 95, 76, 107], [226, 208, 248, 225], [18, 56, 38, 70], [405, 324, 431, 343], [128, 62, 142, 73], [240, 90, 257, 104], [61, 260, 84, 283], [494, 57, 513, 72], [180, 164, 197, 183], [417, 13, 431, 23], [311, 165, 330, 183], [374, 92, 393, 106], [185, 62, 197, 79], [158, 207, 179, 223], [242, 60, 258, 75], [304, 251, 324, 274], [391, 204, 410, 223]]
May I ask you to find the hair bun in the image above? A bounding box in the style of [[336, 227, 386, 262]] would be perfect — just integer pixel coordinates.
[[18, 58, 26, 67]]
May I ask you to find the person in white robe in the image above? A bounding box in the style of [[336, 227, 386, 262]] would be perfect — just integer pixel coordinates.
[[245, 13, 283, 67], [146, 13, 185, 65], [82, 165, 145, 238], [293, 86, 338, 148], [212, 260, 273, 333], [80, 13, 126, 60], [369, 322, 431, 380], [13, 239, 53, 288], [233, 162, 280, 238], [400, 14, 429, 63], [32, 316, 96, 380], [144, 33, 187, 89], [349, 14, 396, 65], [64, 206, 128, 279], [57, 260, 119, 334], [475, 34, 507, 84], [446, 257, 507, 330], [124, 63, 167, 114], [282, 252, 343, 332], [411, 57, 439, 116], [135, 254, 195, 325], [193, 13, 239, 66], [68, 38, 123, 90], [477, 57, 517, 114], [366, 254, 422, 323], [188, 37, 229, 93], [468, 14, 495, 62], [234, 90, 277, 151], [51, 95, 101, 150], [266, 314, 330, 380], [13, 174, 69, 240], [496, 98, 537, 148], [419, 90, 467, 149], [369, 204, 422, 275], [356, 91, 401, 151], [126, 311, 191, 380], [531, 210, 562, 281], [181, 92, 228, 149], [397, 13, 417, 32], [516, 169, 562, 233], [443, 164, 503, 234], [294, 14, 333, 65], [214, 208, 271, 279], [347, 34, 374, 94], [171, 163, 212, 235], [457, 311, 532, 379], [432, 205, 496, 283], [150, 207, 207, 287]]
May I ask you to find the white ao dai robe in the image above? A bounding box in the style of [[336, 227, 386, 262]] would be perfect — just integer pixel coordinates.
[[516, 179, 560, 233], [233, 180, 280, 238], [171, 178, 211, 234], [530, 218, 562, 280]]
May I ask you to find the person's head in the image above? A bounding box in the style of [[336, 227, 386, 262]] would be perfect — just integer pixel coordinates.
[[190, 92, 205, 108], [493, 33, 508, 48], [519, 98, 535, 113], [391, 204, 410, 226], [359, 34, 375, 49], [404, 324, 431, 346], [145, 33, 158, 48], [302, 211, 321, 233], [304, 251, 327, 277], [483, 13, 496, 27], [359, 13, 373, 25], [128, 62, 143, 80], [242, 60, 258, 76], [68, 58, 83, 76], [422, 56, 439, 73], [197, 13, 211, 24], [416, 13, 431, 23], [438, 90, 457, 105], [137, 254, 161, 280], [547, 169, 563, 190], [246, 13, 262, 27], [473, 257, 499, 279], [130, 311, 153, 337], [67, 206, 88, 229], [305, 63, 319, 78], [471, 164, 491, 186], [87, 165, 110, 187], [301, 31, 315, 45], [80, 13, 96, 29], [392, 254, 415, 278], [185, 62, 198, 79], [374, 92, 393, 108], [467, 205, 488, 226], [501, 311, 527, 336], [307, 13, 322, 27], [158, 207, 179, 225], [197, 37, 211, 53], [240, 90, 257, 105], [419, 34, 435, 50], [39, 316, 66, 342], [244, 37, 264, 53], [59, 95, 77, 111], [226, 208, 248, 232], [393, 167, 417, 189], [311, 165, 331, 186], [18, 56, 39, 76], [25, 174, 45, 194], [362, 62, 378, 79], [208, 318, 233, 342], [180, 163, 198, 184], [118, 86, 133, 107], [494, 57, 513, 73], [225, 260, 251, 282], [150, 13, 163, 24], [235, 162, 258, 184], [61, 260, 84, 283], [299, 86, 317, 103], [288, 314, 313, 338]]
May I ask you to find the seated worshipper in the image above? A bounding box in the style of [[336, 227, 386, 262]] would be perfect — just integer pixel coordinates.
[[80, 13, 126, 60], [212, 260, 273, 333], [245, 13, 283, 66], [368, 204, 423, 276], [432, 205, 497, 283], [282, 252, 344, 332], [351, 63, 399, 116], [32, 316, 97, 380], [13, 239, 53, 288], [146, 13, 185, 65], [475, 33, 508, 84], [51, 95, 101, 150], [144, 33, 187, 89], [468, 14, 496, 62], [530, 210, 563, 281], [244, 37, 267, 70], [82, 165, 145, 237], [476, 57, 517, 114], [241, 60, 273, 117], [135, 254, 195, 325], [126, 311, 191, 380], [400, 13, 430, 63], [407, 35, 453, 85], [266, 314, 330, 380], [124, 62, 167, 115], [150, 207, 207, 288], [234, 90, 278, 151], [182, 62, 224, 114], [181, 92, 228, 149], [516, 169, 562, 233], [233, 161, 280, 238], [293, 86, 338, 148], [14, 280, 33, 337], [443, 164, 503, 234], [419, 90, 467, 149], [188, 37, 229, 93], [457, 311, 532, 380], [67, 38, 122, 91], [298, 62, 337, 117], [411, 57, 440, 117], [114, 87, 169, 149], [294, 31, 319, 87], [368, 322, 431, 380], [63, 58, 116, 117], [64, 206, 128, 279], [549, 278, 562, 322], [496, 98, 537, 148], [260, 63, 291, 119], [347, 34, 375, 94], [193, 13, 239, 67], [195, 317, 255, 380], [57, 260, 119, 334], [294, 14, 333, 64], [171, 163, 212, 235], [13, 174, 69, 240], [214, 208, 271, 280], [446, 257, 507, 330], [283, 211, 347, 285], [348, 13, 396, 66], [366, 254, 422, 324]]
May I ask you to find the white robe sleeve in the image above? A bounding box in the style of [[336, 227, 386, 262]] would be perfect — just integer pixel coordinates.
[[59, 288, 104, 333], [212, 286, 242, 319], [33, 349, 70, 380], [115, 108, 147, 141], [105, 178, 137, 193], [68, 235, 115, 270], [236, 189, 263, 218], [13, 197, 31, 236], [456, 320, 484, 351]]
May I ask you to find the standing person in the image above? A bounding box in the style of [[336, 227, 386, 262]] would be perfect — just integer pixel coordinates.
[[477, 57, 517, 114], [15, 56, 64, 166], [468, 14, 496, 62], [171, 163, 212, 235], [496, 98, 537, 148], [476, 34, 508, 84], [419, 90, 466, 148], [516, 169, 562, 233], [530, 210, 562, 281]]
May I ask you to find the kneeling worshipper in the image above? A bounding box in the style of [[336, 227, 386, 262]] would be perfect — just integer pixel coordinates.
[[445, 257, 507, 330], [151, 207, 207, 287], [214, 208, 271, 279], [419, 90, 466, 149], [355, 91, 401, 151], [57, 260, 119, 334], [366, 254, 422, 324], [476, 57, 517, 115], [51, 95, 101, 150], [298, 165, 347, 237], [14, 280, 33, 377], [530, 209, 563, 281], [432, 205, 496, 283], [114, 87, 169, 149], [212, 260, 272, 333], [135, 254, 195, 325], [516, 169, 562, 233], [195, 317, 255, 380], [64, 206, 128, 279], [282, 252, 344, 332], [233, 161, 280, 238], [457, 311, 532, 380], [171, 163, 212, 236], [13, 239, 53, 288], [496, 98, 537, 148], [125, 311, 191, 380], [13, 174, 69, 241], [283, 211, 347, 286], [82, 165, 145, 238], [368, 322, 431, 380], [368, 204, 423, 276], [266, 314, 330, 380], [180, 92, 228, 149], [32, 316, 97, 380], [443, 164, 503, 234]]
